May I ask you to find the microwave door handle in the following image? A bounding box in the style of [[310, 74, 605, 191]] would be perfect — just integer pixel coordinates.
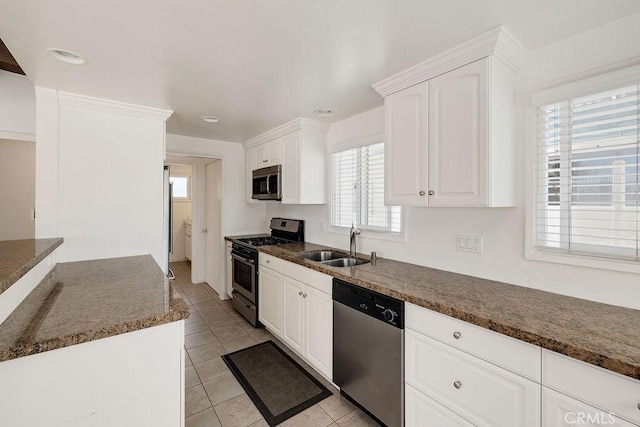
[[266, 174, 272, 194]]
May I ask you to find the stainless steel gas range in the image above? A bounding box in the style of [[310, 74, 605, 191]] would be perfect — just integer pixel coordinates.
[[229, 218, 304, 327]]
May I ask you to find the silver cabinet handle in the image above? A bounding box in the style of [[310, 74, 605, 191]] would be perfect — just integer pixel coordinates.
[[266, 260, 270, 264], [298, 291, 303, 296], [454, 381, 462, 389], [453, 331, 462, 339], [303, 293, 307, 298], [263, 159, 268, 163], [428, 190, 435, 195], [419, 191, 425, 196]]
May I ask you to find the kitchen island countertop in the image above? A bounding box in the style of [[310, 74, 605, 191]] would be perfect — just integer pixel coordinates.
[[0, 254, 189, 362], [0, 238, 63, 295], [258, 241, 640, 380]]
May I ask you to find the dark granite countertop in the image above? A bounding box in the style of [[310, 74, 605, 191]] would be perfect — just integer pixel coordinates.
[[258, 241, 640, 380], [0, 238, 64, 295], [0, 255, 189, 362]]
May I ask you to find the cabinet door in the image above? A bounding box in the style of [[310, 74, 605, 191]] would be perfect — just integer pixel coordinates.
[[542, 388, 634, 427], [384, 81, 429, 206], [266, 138, 282, 166], [281, 131, 301, 204], [255, 144, 269, 167], [406, 384, 474, 427], [281, 276, 305, 354], [258, 268, 282, 336], [304, 286, 332, 380], [428, 58, 488, 206], [406, 329, 540, 427]]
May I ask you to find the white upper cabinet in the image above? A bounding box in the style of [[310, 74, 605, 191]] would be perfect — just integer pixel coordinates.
[[244, 118, 329, 205], [384, 81, 429, 206], [373, 26, 527, 208], [255, 138, 282, 169], [429, 57, 514, 207]]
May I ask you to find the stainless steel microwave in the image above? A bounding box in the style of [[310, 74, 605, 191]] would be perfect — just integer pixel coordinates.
[[252, 165, 281, 200]]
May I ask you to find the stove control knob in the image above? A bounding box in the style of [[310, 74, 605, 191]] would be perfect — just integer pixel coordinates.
[[383, 309, 396, 323]]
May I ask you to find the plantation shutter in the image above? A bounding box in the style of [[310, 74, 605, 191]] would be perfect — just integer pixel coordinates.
[[536, 83, 640, 260], [332, 142, 402, 233]]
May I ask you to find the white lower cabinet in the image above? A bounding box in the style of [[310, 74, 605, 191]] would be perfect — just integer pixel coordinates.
[[258, 253, 333, 380], [304, 285, 333, 377], [405, 302, 541, 427], [406, 329, 540, 427], [258, 267, 282, 335], [282, 275, 305, 355], [406, 383, 474, 427], [543, 387, 634, 427], [542, 349, 640, 426]]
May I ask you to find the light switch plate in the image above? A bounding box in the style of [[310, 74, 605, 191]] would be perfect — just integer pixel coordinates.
[[456, 234, 483, 254]]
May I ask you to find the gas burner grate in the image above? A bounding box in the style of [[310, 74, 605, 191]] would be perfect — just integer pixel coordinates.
[[237, 236, 292, 247]]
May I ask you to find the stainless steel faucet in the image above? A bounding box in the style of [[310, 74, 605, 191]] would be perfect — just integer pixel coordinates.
[[349, 223, 361, 258]]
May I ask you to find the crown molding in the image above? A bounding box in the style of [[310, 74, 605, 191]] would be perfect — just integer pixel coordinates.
[[0, 130, 35, 142], [243, 117, 330, 148], [372, 26, 529, 98], [57, 92, 173, 121]]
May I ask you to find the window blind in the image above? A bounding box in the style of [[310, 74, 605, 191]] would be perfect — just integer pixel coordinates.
[[536, 83, 639, 261], [331, 142, 402, 233]]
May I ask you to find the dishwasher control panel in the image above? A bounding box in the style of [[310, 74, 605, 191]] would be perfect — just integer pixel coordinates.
[[332, 278, 404, 328]]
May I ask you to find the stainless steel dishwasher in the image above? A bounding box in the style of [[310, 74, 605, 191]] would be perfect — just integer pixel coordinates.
[[333, 278, 404, 427]]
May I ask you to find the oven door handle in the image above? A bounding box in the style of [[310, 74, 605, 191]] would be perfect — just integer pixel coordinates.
[[231, 253, 255, 265]]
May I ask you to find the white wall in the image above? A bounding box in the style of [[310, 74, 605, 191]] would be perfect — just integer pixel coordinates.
[[167, 163, 192, 262], [0, 139, 35, 240], [35, 89, 170, 265], [0, 70, 36, 140], [266, 13, 640, 310]]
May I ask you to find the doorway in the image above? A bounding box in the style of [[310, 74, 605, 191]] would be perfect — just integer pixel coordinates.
[[166, 155, 223, 298], [0, 138, 35, 240]]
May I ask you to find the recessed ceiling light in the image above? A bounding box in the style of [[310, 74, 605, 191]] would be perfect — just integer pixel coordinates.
[[202, 116, 219, 123], [314, 109, 332, 117], [45, 48, 87, 65]]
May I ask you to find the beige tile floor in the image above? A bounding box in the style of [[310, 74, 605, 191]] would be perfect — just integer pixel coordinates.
[[171, 261, 381, 427]]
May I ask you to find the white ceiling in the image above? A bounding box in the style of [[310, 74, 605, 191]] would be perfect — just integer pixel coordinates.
[[2, 0, 639, 143]]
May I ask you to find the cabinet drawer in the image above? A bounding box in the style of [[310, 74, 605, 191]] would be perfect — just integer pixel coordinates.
[[543, 350, 640, 425], [259, 253, 282, 273], [406, 302, 541, 381], [543, 387, 635, 427], [406, 329, 540, 427], [406, 384, 474, 427], [280, 259, 332, 294]]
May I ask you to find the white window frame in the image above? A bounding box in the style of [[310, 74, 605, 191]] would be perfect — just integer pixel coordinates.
[[169, 174, 192, 202], [526, 63, 640, 274], [328, 133, 406, 242]]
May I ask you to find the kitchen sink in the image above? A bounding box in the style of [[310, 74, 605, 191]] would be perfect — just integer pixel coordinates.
[[298, 250, 348, 262], [321, 257, 370, 267]]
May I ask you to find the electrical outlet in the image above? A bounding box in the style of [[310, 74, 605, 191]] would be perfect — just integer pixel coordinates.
[[456, 234, 483, 254], [319, 221, 326, 232]]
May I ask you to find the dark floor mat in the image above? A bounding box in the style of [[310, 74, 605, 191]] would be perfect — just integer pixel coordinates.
[[221, 340, 332, 426]]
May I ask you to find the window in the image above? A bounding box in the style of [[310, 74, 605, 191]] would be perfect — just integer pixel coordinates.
[[535, 82, 639, 262], [170, 175, 190, 200], [331, 142, 402, 234]]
